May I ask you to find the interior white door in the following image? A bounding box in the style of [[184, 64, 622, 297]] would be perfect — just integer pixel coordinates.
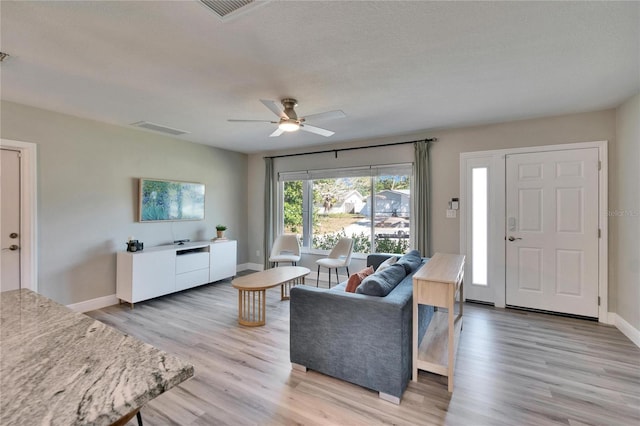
[[1, 149, 21, 292], [506, 148, 599, 317]]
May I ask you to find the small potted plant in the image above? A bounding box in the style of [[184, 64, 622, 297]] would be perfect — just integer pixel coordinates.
[[215, 224, 227, 239]]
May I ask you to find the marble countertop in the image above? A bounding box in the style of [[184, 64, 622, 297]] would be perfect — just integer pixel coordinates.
[[0, 289, 194, 425]]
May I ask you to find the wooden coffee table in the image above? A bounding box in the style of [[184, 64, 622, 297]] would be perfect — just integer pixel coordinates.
[[232, 266, 310, 326]]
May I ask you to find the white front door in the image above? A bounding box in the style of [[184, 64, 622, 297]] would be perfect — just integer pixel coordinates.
[[505, 148, 599, 317], [1, 149, 21, 292]]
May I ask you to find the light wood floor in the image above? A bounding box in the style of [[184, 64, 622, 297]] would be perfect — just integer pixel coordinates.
[[88, 273, 640, 426]]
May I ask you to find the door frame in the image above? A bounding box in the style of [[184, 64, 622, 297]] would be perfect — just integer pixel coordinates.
[[1, 139, 38, 291], [460, 140, 608, 322]]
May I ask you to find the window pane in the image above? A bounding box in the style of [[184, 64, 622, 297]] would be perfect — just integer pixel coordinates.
[[311, 177, 372, 254], [281, 168, 412, 256], [283, 181, 303, 234], [372, 175, 411, 254], [472, 168, 488, 285]]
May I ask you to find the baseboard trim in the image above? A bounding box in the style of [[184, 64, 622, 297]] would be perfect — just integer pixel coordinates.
[[64, 264, 351, 312], [612, 313, 640, 348], [238, 262, 263, 272], [67, 294, 119, 313]]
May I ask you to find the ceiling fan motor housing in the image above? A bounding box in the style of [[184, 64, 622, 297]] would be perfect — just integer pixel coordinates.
[[281, 98, 299, 120]]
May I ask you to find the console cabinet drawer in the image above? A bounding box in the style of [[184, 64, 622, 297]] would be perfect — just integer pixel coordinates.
[[176, 252, 209, 274], [176, 268, 210, 291]]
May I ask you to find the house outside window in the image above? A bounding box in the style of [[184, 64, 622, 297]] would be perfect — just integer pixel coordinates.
[[280, 165, 412, 255]]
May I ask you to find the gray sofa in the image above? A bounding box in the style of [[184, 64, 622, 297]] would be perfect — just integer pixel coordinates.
[[289, 253, 433, 404]]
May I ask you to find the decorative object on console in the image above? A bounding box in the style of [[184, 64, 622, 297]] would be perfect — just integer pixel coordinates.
[[174, 239, 190, 245], [214, 224, 228, 240], [126, 236, 144, 252], [139, 178, 205, 222]]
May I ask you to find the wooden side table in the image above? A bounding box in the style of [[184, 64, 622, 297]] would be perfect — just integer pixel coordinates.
[[412, 253, 465, 392]]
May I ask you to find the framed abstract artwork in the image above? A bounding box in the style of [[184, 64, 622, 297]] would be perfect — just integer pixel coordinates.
[[138, 178, 205, 222]]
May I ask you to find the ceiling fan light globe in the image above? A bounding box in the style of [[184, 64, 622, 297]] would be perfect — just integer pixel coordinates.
[[279, 120, 300, 132]]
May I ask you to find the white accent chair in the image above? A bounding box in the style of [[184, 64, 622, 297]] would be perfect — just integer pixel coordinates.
[[268, 234, 301, 267], [315, 237, 354, 288]]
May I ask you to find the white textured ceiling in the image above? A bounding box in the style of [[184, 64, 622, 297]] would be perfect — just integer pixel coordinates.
[[1, 1, 638, 153]]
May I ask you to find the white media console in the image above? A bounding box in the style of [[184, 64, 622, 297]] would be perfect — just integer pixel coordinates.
[[116, 240, 237, 306]]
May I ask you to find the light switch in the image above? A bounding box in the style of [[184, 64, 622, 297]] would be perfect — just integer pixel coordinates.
[[446, 209, 457, 218]]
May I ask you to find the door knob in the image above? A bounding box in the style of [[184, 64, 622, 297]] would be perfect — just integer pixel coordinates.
[[8, 245, 19, 251], [508, 236, 522, 242], [9, 232, 18, 239]]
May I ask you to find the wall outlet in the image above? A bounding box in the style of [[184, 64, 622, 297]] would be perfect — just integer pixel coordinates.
[[446, 209, 457, 218]]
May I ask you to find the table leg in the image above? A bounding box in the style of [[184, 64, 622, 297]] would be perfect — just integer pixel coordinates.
[[237, 289, 266, 326], [459, 278, 464, 318], [412, 295, 418, 382], [110, 408, 140, 426], [448, 286, 454, 392], [281, 279, 291, 300], [281, 276, 303, 300]]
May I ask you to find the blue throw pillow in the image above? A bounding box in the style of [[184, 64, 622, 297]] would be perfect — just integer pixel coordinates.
[[356, 263, 407, 297], [396, 249, 422, 274]]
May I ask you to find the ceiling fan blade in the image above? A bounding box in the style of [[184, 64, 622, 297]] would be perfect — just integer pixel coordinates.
[[302, 110, 346, 122], [300, 124, 334, 137], [260, 99, 288, 119], [269, 128, 285, 137], [227, 119, 277, 123]]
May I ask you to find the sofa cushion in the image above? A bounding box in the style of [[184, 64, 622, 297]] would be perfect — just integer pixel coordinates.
[[396, 250, 422, 273], [345, 266, 374, 293], [376, 255, 398, 272], [356, 263, 407, 297]]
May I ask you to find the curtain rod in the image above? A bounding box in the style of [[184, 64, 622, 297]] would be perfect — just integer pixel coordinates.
[[264, 137, 437, 159]]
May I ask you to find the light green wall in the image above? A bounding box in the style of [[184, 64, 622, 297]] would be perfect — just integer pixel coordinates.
[[613, 93, 640, 329], [248, 109, 619, 310], [1, 101, 248, 305]]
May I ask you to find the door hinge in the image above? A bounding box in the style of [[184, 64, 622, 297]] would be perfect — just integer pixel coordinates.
[[598, 228, 601, 238], [598, 161, 601, 171], [598, 296, 601, 306]]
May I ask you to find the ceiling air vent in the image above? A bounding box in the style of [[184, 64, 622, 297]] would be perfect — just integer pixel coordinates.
[[199, 0, 268, 21], [130, 121, 190, 136]]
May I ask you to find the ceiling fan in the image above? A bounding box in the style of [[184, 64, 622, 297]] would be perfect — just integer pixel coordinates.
[[228, 99, 346, 137]]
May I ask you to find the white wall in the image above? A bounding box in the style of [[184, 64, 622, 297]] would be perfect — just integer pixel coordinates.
[[248, 109, 619, 309], [613, 93, 640, 330], [1, 101, 248, 305]]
